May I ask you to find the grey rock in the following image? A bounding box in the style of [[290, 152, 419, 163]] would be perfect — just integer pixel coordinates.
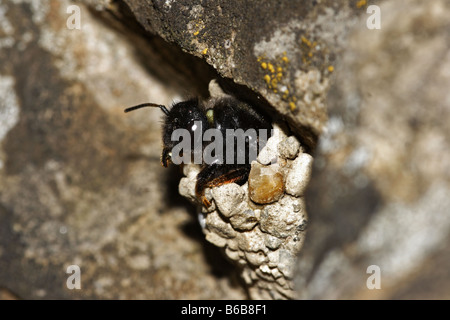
[[224, 247, 240, 262], [178, 176, 198, 203], [205, 232, 228, 248], [7, 0, 441, 302], [277, 249, 296, 279], [113, 0, 365, 150], [296, 0, 450, 299], [267, 251, 280, 269], [244, 251, 268, 267], [264, 234, 283, 251], [205, 211, 237, 239], [229, 209, 259, 231], [212, 183, 246, 218], [256, 125, 286, 165], [259, 199, 304, 239], [285, 153, 313, 197], [271, 267, 282, 279], [254, 267, 275, 282], [237, 228, 267, 253], [278, 136, 302, 160], [0, 0, 245, 300]]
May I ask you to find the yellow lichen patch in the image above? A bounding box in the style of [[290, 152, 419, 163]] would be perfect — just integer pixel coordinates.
[[281, 88, 290, 100], [328, 65, 334, 73], [289, 102, 296, 111], [202, 48, 208, 55], [271, 77, 278, 89], [258, 52, 300, 113], [299, 35, 319, 66], [301, 36, 312, 47], [356, 0, 367, 9], [192, 21, 205, 37]]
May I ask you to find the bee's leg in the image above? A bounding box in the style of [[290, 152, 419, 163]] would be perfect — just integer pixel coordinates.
[[195, 164, 250, 207]]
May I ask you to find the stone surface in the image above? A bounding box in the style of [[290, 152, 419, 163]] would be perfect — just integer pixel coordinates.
[[211, 183, 246, 218], [109, 0, 367, 150], [278, 136, 301, 160], [285, 153, 313, 197], [256, 125, 286, 165], [229, 209, 259, 232], [0, 0, 244, 300], [295, 0, 450, 299], [2, 0, 447, 301], [259, 196, 307, 239]]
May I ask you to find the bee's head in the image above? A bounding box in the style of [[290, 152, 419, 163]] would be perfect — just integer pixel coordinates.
[[125, 99, 208, 167], [162, 99, 207, 166]]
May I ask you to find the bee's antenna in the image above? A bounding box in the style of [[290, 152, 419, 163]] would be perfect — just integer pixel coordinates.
[[124, 103, 170, 116]]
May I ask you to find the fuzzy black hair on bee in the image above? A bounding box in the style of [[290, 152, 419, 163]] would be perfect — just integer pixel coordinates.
[[125, 96, 272, 207]]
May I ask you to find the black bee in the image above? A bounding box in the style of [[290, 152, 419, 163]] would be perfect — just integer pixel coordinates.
[[125, 96, 272, 207]]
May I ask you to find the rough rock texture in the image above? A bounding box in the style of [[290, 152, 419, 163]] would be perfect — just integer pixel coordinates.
[[0, 0, 244, 299], [2, 0, 449, 301], [94, 0, 367, 151], [295, 0, 450, 299]]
